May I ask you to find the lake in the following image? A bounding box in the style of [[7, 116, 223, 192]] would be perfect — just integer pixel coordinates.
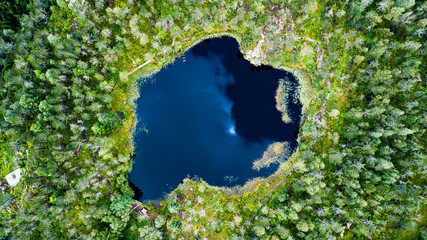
[[130, 37, 301, 200]]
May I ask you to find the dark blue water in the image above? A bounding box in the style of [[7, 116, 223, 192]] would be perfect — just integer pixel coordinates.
[[130, 37, 301, 200]]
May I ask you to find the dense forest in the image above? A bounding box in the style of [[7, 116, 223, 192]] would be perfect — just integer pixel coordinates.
[[0, 0, 425, 239]]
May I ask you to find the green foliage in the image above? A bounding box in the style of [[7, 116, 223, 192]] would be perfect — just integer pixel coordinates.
[[0, 227, 9, 240], [254, 224, 266, 236], [0, 0, 30, 30], [110, 195, 133, 216], [138, 225, 163, 239], [0, 0, 425, 239], [170, 219, 182, 233], [154, 215, 166, 228], [167, 202, 180, 214], [92, 112, 121, 135], [30, 120, 43, 133]]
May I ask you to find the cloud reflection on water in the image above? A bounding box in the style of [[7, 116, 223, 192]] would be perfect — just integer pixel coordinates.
[[131, 51, 274, 200]]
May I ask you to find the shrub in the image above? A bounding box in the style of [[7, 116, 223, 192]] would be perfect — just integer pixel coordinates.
[[110, 195, 133, 216], [91, 112, 120, 135], [170, 219, 182, 233], [254, 224, 266, 236], [155, 215, 166, 228], [167, 203, 180, 214]]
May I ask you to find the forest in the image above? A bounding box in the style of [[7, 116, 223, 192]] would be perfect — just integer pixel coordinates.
[[0, 0, 425, 239]]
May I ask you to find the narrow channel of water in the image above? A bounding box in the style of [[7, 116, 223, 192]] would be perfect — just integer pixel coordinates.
[[130, 37, 301, 200]]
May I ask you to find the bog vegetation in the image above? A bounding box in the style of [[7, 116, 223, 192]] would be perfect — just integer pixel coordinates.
[[0, 0, 425, 239]]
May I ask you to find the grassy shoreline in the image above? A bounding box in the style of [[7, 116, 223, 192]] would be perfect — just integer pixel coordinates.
[[125, 30, 313, 203]]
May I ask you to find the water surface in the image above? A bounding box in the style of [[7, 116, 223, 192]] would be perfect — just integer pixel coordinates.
[[130, 37, 301, 200]]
